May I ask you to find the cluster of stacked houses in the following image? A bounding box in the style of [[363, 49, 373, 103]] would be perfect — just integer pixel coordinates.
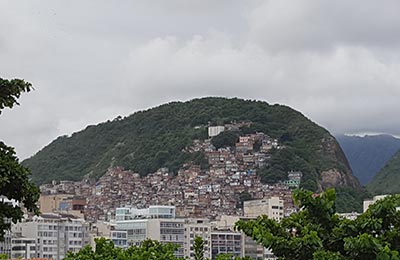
[[1, 124, 309, 259]]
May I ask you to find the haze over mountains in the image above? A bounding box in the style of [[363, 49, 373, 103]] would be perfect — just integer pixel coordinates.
[[336, 134, 400, 185]]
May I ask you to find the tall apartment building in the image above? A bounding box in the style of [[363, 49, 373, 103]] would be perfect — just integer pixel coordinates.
[[114, 205, 185, 258], [184, 218, 212, 259], [243, 196, 284, 221], [11, 213, 90, 260], [184, 216, 275, 260], [10, 237, 36, 259], [215, 215, 277, 260], [242, 197, 282, 259]]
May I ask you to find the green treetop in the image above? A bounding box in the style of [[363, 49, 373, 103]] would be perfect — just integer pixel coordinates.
[[65, 238, 184, 260], [236, 189, 400, 260], [0, 78, 40, 240]]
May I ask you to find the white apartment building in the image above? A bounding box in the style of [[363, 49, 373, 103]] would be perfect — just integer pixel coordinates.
[[184, 216, 276, 260], [243, 196, 284, 221], [115, 206, 185, 258], [208, 126, 225, 137], [10, 237, 36, 259], [113, 205, 278, 259], [11, 213, 90, 260]]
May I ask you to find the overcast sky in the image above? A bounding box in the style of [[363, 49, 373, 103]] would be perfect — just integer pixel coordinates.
[[1, 0, 400, 159]]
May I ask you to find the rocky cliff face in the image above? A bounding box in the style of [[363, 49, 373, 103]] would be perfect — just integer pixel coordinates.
[[319, 136, 361, 190], [320, 169, 358, 189]]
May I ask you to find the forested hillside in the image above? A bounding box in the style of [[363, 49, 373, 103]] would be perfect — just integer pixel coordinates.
[[23, 97, 362, 211]]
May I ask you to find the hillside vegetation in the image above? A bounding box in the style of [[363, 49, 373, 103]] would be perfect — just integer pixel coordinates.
[[23, 97, 361, 211], [367, 150, 400, 195]]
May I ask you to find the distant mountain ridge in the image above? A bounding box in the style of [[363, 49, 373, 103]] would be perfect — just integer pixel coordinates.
[[336, 134, 400, 185]]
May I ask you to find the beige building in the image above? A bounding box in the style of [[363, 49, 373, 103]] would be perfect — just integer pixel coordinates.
[[39, 194, 86, 218], [39, 194, 71, 213], [363, 195, 388, 212], [244, 197, 284, 221], [184, 219, 212, 259]]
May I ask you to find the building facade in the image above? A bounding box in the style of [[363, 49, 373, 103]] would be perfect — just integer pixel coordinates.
[[184, 219, 212, 259], [243, 197, 284, 221], [11, 213, 90, 260], [114, 206, 185, 258], [210, 231, 242, 259]]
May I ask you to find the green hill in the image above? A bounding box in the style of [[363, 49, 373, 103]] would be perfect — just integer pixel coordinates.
[[23, 97, 362, 211], [367, 150, 400, 195]]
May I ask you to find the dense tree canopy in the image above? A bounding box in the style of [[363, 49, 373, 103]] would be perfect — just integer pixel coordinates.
[[64, 238, 183, 260], [67, 237, 253, 260], [236, 189, 400, 260], [211, 130, 239, 149], [0, 78, 40, 240]]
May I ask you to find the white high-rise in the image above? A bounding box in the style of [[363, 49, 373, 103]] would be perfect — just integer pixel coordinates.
[[11, 213, 90, 260]]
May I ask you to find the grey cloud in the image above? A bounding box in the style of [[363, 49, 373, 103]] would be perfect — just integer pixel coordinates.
[[0, 0, 399, 159], [248, 0, 400, 53]]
